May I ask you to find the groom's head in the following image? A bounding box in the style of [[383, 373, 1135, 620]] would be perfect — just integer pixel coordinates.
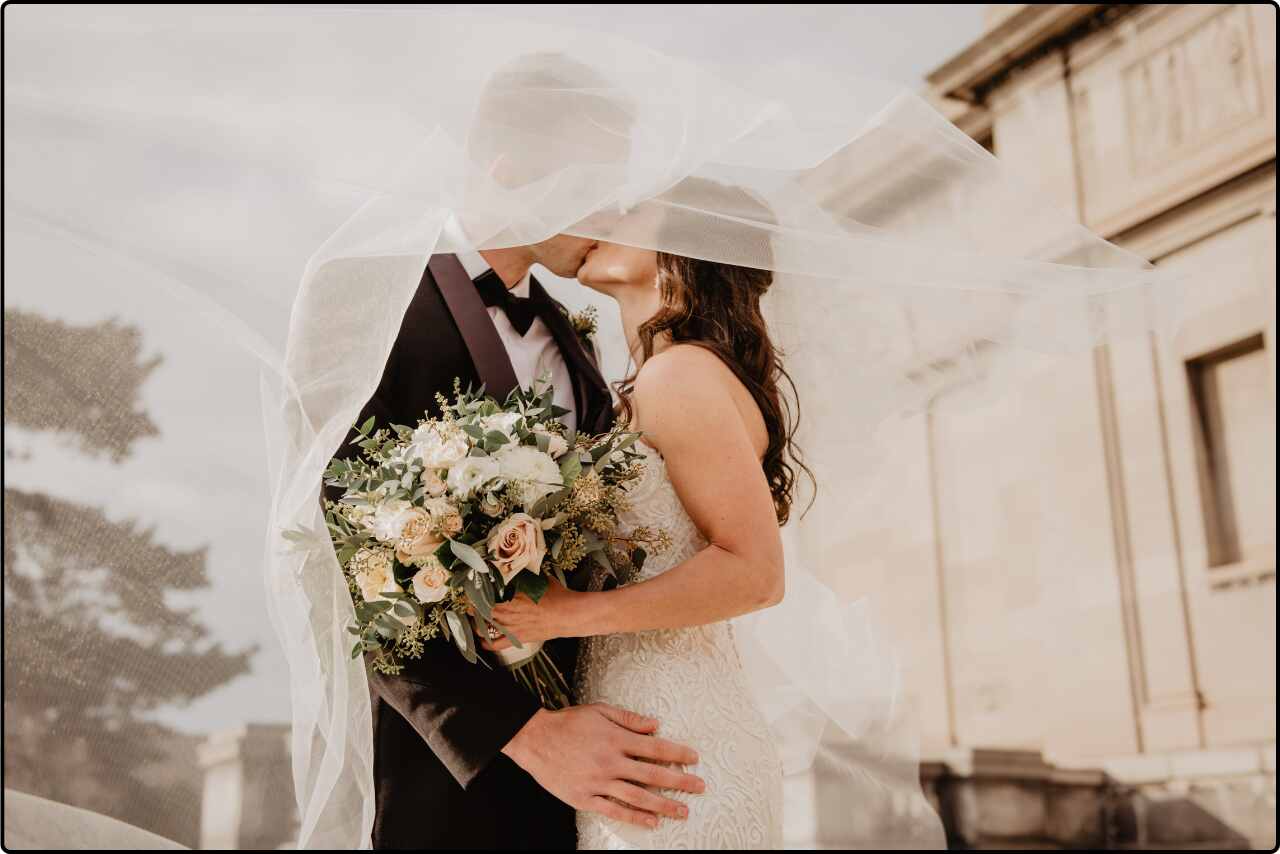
[[466, 52, 633, 277]]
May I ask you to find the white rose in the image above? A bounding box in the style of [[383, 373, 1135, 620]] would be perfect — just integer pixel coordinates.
[[479, 412, 522, 439], [494, 444, 563, 507], [486, 512, 547, 584], [446, 455, 500, 498], [532, 425, 570, 458], [411, 558, 450, 604], [366, 500, 414, 543], [410, 424, 470, 470]]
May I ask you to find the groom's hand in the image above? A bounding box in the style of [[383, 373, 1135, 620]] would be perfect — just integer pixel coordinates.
[[502, 703, 704, 829]]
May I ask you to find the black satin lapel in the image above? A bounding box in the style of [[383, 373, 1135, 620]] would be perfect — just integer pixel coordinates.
[[428, 254, 519, 400], [528, 277, 612, 432]]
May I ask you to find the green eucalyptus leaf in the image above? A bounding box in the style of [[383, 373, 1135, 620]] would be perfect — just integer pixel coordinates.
[[558, 454, 582, 484], [464, 572, 495, 620], [450, 539, 491, 579], [594, 433, 637, 472], [530, 486, 570, 517], [433, 539, 453, 564], [514, 571, 549, 603], [445, 610, 476, 663]]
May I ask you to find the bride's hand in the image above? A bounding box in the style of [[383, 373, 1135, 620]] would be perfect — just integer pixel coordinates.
[[482, 579, 588, 650]]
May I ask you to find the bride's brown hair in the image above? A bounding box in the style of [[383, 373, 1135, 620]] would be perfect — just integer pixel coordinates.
[[615, 181, 813, 525]]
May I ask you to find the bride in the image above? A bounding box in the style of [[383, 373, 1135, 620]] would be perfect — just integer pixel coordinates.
[[486, 189, 803, 849]]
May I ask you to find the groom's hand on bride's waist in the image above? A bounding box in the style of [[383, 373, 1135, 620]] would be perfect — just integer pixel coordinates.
[[501, 703, 704, 829]]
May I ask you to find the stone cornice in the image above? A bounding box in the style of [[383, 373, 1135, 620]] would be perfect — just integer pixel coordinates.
[[925, 4, 1107, 103]]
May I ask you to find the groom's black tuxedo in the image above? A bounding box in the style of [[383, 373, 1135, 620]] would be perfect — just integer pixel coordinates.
[[331, 254, 614, 849]]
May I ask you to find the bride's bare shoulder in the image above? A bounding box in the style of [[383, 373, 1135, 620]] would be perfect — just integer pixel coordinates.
[[634, 344, 734, 399], [631, 345, 760, 448]]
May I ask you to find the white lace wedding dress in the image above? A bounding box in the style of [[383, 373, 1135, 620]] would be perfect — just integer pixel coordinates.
[[575, 443, 784, 850]]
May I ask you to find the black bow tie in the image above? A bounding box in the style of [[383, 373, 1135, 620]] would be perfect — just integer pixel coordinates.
[[474, 269, 538, 336]]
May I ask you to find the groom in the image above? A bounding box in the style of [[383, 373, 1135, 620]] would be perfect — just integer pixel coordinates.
[[333, 54, 705, 850]]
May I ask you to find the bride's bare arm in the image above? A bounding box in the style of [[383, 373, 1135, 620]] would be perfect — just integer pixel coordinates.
[[489, 345, 783, 641]]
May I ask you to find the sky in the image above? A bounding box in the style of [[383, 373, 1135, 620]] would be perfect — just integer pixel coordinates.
[[4, 5, 988, 736]]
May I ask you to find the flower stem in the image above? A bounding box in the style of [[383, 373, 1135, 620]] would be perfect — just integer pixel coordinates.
[[508, 649, 572, 709]]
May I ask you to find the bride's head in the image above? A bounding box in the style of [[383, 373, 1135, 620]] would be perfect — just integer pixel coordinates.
[[579, 180, 811, 524]]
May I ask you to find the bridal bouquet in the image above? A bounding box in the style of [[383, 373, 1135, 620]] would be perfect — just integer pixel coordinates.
[[297, 379, 662, 708]]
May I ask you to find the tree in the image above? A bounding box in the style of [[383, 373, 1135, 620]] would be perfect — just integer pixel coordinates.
[[3, 308, 253, 846]]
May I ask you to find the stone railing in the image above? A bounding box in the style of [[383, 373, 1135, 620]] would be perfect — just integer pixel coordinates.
[[920, 745, 1275, 850]]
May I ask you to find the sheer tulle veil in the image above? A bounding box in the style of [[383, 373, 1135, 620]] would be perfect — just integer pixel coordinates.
[[4, 5, 1184, 849]]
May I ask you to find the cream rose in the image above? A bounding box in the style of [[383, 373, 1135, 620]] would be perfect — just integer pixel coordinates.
[[423, 496, 464, 537], [395, 507, 444, 566], [411, 557, 450, 604], [486, 512, 547, 584], [351, 547, 397, 602]]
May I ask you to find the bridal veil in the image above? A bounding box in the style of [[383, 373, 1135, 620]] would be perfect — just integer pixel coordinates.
[[4, 6, 1183, 848]]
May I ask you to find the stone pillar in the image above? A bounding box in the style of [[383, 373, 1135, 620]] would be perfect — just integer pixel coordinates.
[[198, 723, 297, 850]]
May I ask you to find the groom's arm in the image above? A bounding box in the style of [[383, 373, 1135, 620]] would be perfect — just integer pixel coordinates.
[[364, 640, 542, 789]]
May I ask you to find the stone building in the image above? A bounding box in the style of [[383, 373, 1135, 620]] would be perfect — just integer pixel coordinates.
[[199, 4, 1275, 849], [884, 4, 1274, 848]]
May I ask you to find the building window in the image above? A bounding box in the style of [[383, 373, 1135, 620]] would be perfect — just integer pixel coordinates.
[[1185, 333, 1273, 568]]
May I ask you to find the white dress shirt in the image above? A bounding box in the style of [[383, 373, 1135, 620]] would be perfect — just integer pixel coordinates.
[[453, 248, 577, 431]]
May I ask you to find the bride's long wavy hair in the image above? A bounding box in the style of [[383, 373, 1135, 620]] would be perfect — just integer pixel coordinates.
[[615, 182, 813, 525]]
